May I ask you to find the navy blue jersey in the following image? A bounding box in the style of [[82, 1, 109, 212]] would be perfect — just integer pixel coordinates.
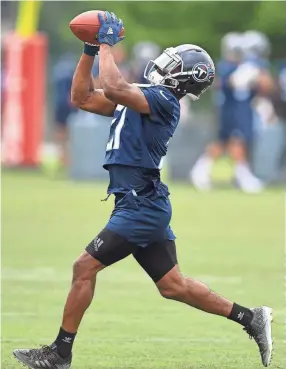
[[216, 61, 239, 129], [216, 60, 238, 107], [217, 60, 256, 125], [52, 56, 77, 123], [274, 61, 286, 120], [278, 61, 286, 102], [103, 85, 180, 194], [217, 60, 256, 106]]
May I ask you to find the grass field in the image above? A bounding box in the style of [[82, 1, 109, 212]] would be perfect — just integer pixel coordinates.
[[2, 171, 285, 369]]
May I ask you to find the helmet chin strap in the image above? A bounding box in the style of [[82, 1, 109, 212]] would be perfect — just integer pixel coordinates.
[[186, 93, 199, 101]]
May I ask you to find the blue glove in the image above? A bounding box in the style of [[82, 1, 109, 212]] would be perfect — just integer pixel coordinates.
[[84, 43, 100, 57], [97, 11, 124, 46]]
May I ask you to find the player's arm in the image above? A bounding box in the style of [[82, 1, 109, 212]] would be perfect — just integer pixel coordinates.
[[99, 47, 150, 115], [70, 52, 116, 117], [256, 70, 276, 95]]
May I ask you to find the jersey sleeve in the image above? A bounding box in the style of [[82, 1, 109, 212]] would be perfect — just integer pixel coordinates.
[[142, 87, 180, 125]]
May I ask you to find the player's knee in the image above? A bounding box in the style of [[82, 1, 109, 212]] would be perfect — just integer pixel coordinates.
[[158, 274, 187, 301], [72, 259, 84, 279], [159, 282, 186, 300], [72, 252, 103, 281]]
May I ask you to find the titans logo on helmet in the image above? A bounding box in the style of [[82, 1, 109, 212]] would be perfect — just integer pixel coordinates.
[[192, 62, 215, 83]]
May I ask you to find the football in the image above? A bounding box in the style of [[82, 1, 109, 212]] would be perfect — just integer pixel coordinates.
[[69, 10, 125, 44]]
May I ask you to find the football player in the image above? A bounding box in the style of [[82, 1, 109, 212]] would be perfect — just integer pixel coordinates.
[[276, 59, 286, 122], [13, 13, 273, 369], [191, 32, 274, 193]]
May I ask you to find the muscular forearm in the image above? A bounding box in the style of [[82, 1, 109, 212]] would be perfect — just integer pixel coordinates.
[[71, 54, 95, 105], [99, 44, 127, 94], [98, 44, 149, 112]]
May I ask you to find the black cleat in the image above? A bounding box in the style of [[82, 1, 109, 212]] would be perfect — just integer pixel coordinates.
[[13, 344, 72, 369], [244, 306, 273, 367]]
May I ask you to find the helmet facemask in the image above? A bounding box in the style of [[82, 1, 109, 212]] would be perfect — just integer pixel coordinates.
[[144, 47, 183, 89]]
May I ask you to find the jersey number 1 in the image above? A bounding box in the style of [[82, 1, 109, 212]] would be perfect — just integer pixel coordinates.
[[106, 105, 127, 151]]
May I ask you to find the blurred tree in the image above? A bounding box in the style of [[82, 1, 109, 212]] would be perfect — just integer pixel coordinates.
[[39, 1, 286, 59], [248, 1, 286, 58]]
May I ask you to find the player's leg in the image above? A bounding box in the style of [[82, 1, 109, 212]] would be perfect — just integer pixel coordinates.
[[55, 123, 69, 166], [157, 263, 236, 316], [134, 240, 273, 367], [190, 115, 228, 191], [13, 228, 136, 369], [228, 137, 264, 193], [134, 240, 233, 315], [54, 104, 71, 168], [60, 229, 136, 336], [227, 109, 264, 193], [190, 142, 223, 190]]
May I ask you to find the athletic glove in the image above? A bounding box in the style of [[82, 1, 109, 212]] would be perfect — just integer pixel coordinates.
[[97, 11, 124, 46], [84, 43, 100, 57]]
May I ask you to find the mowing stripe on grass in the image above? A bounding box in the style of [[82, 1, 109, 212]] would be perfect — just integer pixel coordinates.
[[2, 267, 242, 284]]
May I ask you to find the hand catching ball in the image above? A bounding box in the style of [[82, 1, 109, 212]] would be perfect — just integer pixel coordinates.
[[69, 10, 125, 45]]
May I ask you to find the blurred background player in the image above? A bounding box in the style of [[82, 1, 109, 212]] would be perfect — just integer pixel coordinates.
[[272, 58, 286, 178], [277, 58, 286, 117], [190, 31, 275, 193], [275, 59, 286, 128], [243, 31, 275, 131], [52, 53, 77, 167], [242, 30, 279, 181]]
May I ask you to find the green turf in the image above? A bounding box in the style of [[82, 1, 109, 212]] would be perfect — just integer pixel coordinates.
[[2, 171, 285, 369]]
